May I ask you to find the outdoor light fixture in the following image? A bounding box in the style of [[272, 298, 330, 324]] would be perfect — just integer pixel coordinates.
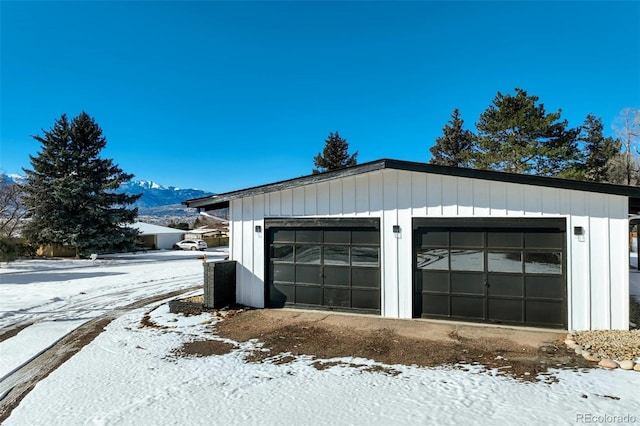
[[255, 225, 262, 233], [393, 225, 401, 239], [574, 226, 585, 242]]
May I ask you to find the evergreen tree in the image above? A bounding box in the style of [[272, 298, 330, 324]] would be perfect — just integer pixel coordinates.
[[312, 131, 358, 174], [429, 108, 474, 167], [577, 114, 620, 183], [473, 88, 580, 176], [22, 112, 141, 257]]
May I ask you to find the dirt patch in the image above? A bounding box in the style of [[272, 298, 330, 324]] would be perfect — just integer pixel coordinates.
[[174, 339, 235, 357], [214, 309, 593, 382], [0, 322, 33, 343]]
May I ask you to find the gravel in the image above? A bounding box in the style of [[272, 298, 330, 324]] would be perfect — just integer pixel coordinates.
[[571, 330, 640, 362]]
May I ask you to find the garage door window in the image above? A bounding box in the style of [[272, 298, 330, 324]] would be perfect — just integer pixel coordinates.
[[524, 252, 562, 274], [324, 246, 349, 265], [450, 250, 483, 271], [351, 247, 379, 267], [417, 248, 448, 270], [488, 252, 522, 273], [272, 244, 294, 261], [295, 244, 321, 264]]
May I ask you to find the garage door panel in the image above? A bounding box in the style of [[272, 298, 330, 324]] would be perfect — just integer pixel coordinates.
[[420, 231, 448, 246], [419, 271, 449, 293], [488, 298, 523, 322], [525, 276, 565, 299], [487, 274, 523, 297], [324, 266, 349, 286], [296, 230, 323, 243], [324, 230, 350, 244], [272, 229, 294, 243], [272, 264, 294, 283], [422, 294, 449, 316], [324, 288, 350, 308], [451, 296, 484, 319], [524, 232, 563, 249], [352, 268, 380, 288], [451, 272, 484, 295], [352, 289, 380, 310], [450, 231, 483, 247], [526, 300, 564, 326], [487, 232, 522, 249], [296, 285, 322, 305], [352, 230, 379, 244], [296, 265, 321, 284], [271, 283, 294, 307]]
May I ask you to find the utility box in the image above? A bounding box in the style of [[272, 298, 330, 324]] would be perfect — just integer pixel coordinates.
[[203, 260, 237, 309]]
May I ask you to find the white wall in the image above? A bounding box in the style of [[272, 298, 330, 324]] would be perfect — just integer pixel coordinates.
[[155, 234, 183, 250], [229, 169, 629, 330]]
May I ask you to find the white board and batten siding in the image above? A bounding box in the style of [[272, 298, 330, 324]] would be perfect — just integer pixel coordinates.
[[229, 169, 629, 330]]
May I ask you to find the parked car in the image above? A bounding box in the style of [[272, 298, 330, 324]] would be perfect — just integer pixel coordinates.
[[172, 239, 208, 251]]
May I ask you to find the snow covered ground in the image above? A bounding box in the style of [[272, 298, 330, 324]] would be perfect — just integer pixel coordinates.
[[1, 250, 639, 425]]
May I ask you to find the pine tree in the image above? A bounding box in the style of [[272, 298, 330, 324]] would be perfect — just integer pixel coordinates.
[[577, 114, 620, 183], [429, 108, 474, 167], [473, 88, 580, 176], [22, 112, 141, 257], [312, 131, 358, 174]]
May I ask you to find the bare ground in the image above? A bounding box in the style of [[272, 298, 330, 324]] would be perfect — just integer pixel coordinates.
[[178, 308, 595, 382]]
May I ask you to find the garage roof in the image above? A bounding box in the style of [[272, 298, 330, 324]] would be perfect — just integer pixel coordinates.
[[132, 222, 185, 235], [184, 159, 640, 211]]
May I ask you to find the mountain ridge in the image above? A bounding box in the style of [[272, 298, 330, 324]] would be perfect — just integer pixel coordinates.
[[1, 173, 213, 212]]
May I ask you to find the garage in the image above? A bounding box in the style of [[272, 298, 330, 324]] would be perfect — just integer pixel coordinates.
[[414, 218, 566, 328], [186, 158, 639, 330], [266, 218, 381, 313]]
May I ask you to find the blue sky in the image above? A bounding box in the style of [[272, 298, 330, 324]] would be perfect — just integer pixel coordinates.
[[2, 1, 639, 193]]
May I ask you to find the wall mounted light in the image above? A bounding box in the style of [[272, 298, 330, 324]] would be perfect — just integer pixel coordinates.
[[393, 225, 401, 239], [574, 226, 585, 242], [255, 225, 262, 233]]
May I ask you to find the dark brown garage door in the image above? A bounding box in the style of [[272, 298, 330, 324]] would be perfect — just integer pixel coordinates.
[[266, 218, 381, 314], [413, 218, 566, 328]]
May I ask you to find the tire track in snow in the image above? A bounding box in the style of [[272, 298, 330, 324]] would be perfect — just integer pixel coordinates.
[[0, 273, 201, 333], [0, 285, 202, 423]]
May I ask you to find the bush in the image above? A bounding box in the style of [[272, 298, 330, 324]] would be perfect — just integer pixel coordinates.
[[0, 238, 36, 263], [0, 238, 18, 263]]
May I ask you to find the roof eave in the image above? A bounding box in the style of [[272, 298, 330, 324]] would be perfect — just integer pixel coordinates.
[[184, 158, 640, 210]]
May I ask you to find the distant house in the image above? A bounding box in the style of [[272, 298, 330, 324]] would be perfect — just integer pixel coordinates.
[[186, 159, 640, 331], [132, 222, 184, 250], [184, 227, 228, 240]]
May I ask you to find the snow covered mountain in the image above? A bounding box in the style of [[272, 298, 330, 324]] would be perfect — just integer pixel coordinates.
[[1, 174, 213, 220], [118, 180, 213, 209]]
